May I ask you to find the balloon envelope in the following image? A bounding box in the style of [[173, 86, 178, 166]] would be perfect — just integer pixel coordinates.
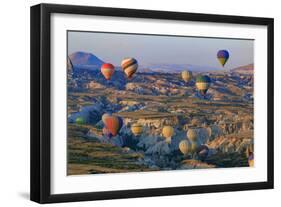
[[179, 140, 191, 155], [162, 126, 174, 139], [131, 123, 143, 136], [217, 50, 229, 67], [195, 75, 211, 95], [121, 58, 138, 78], [248, 152, 254, 167], [187, 129, 198, 142], [101, 63, 115, 80], [104, 115, 123, 136], [75, 117, 85, 125], [181, 70, 192, 83]]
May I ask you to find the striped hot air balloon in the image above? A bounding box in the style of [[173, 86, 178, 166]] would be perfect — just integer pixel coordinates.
[[101, 63, 115, 80], [217, 50, 229, 67], [131, 123, 143, 136], [121, 58, 138, 79], [195, 75, 211, 95], [104, 115, 123, 136], [181, 70, 192, 83]]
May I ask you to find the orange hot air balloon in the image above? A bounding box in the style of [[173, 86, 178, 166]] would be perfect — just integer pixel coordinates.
[[104, 115, 123, 136], [101, 63, 115, 80]]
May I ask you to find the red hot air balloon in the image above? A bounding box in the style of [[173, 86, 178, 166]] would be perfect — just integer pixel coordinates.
[[101, 63, 115, 80], [104, 115, 123, 136]]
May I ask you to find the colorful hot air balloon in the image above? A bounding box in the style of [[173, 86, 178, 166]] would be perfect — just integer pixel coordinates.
[[179, 140, 191, 156], [195, 75, 211, 95], [246, 145, 254, 167], [121, 58, 138, 79], [162, 126, 174, 143], [131, 123, 143, 136], [102, 127, 113, 139], [75, 117, 85, 125], [101, 63, 115, 80], [104, 115, 123, 136], [217, 50, 229, 67], [196, 145, 209, 161], [181, 70, 192, 83], [187, 128, 198, 142], [248, 152, 254, 167]]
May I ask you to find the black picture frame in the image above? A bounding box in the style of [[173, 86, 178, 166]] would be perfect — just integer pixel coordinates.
[[30, 3, 274, 204]]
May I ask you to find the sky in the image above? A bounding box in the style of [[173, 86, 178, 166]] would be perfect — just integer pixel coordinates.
[[68, 31, 254, 70]]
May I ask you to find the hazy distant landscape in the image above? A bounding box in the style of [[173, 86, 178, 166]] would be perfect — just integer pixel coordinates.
[[67, 49, 254, 175]]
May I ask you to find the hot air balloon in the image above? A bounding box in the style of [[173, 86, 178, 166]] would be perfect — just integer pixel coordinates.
[[179, 140, 191, 156], [195, 75, 211, 95], [181, 70, 192, 83], [121, 58, 138, 79], [102, 127, 113, 139], [75, 117, 85, 125], [104, 115, 123, 136], [248, 152, 254, 167], [162, 126, 174, 143], [187, 128, 198, 142], [217, 50, 229, 67], [131, 123, 143, 136], [196, 145, 209, 161], [101, 63, 115, 80], [246, 145, 254, 167]]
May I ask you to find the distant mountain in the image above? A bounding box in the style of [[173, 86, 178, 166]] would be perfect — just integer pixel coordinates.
[[231, 64, 253, 75], [69, 51, 104, 70], [138, 63, 220, 73]]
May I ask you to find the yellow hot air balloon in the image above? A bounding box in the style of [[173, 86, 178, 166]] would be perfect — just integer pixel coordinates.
[[179, 140, 191, 156], [131, 123, 143, 136], [248, 158, 254, 167], [162, 126, 174, 143], [246, 145, 254, 167], [187, 128, 197, 142], [181, 70, 192, 83]]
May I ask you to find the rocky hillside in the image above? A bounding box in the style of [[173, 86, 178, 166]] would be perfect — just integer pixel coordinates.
[[231, 64, 253, 75]]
